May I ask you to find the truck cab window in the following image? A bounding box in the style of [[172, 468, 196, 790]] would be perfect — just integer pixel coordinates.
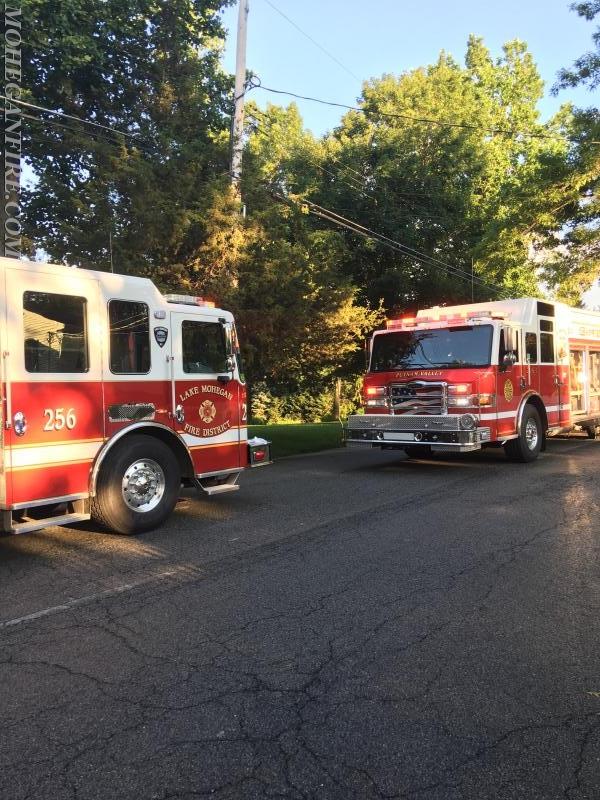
[[525, 332, 538, 364], [539, 319, 554, 363], [109, 300, 150, 374], [24, 291, 88, 373], [182, 320, 227, 374]]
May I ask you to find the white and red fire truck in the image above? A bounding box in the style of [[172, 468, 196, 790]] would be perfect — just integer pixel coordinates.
[[346, 298, 600, 462], [0, 256, 270, 535]]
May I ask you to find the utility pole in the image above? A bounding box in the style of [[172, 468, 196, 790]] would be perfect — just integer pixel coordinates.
[[231, 0, 249, 195]]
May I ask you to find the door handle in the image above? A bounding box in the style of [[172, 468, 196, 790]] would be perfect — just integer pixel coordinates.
[[175, 404, 184, 424]]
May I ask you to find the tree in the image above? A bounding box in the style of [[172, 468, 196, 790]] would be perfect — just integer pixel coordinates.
[[555, 1, 600, 91], [21, 0, 234, 281], [230, 104, 381, 392], [545, 1, 600, 303], [309, 39, 563, 310]]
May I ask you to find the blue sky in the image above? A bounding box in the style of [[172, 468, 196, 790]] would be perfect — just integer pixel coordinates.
[[220, 0, 599, 136]]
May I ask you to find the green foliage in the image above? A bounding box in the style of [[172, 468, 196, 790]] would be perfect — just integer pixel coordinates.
[[20, 10, 599, 403], [250, 379, 363, 425], [248, 423, 343, 457], [555, 1, 600, 90], [308, 38, 590, 308], [21, 0, 234, 277]]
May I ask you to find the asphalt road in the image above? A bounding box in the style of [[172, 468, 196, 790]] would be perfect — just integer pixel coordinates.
[[1, 438, 599, 800]]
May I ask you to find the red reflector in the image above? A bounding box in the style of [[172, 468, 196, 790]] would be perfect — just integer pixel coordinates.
[[254, 449, 266, 462]]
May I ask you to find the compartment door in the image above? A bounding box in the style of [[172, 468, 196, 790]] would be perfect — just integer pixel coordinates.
[[4, 267, 104, 506], [170, 313, 242, 474]]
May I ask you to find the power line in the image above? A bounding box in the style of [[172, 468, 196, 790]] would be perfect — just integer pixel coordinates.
[[23, 113, 135, 154], [309, 205, 500, 295], [247, 107, 371, 198], [261, 0, 362, 83], [272, 191, 508, 298], [247, 109, 456, 223], [1, 94, 150, 147], [248, 78, 600, 145], [305, 199, 505, 295]]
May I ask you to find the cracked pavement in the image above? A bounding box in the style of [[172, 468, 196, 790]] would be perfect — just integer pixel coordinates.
[[0, 439, 599, 799]]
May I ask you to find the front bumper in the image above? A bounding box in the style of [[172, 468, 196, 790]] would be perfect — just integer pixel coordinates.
[[345, 414, 491, 453]]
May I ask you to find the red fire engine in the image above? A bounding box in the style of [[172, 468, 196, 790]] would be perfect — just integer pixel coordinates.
[[0, 257, 270, 535], [346, 298, 600, 462]]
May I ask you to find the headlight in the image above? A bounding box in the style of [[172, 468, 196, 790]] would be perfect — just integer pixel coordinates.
[[459, 414, 478, 430], [448, 396, 472, 407], [364, 386, 388, 407], [447, 384, 472, 408], [448, 392, 495, 408]]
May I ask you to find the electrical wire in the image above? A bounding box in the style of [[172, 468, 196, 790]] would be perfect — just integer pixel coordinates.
[[1, 94, 152, 148], [23, 113, 135, 155], [248, 108, 370, 196], [272, 191, 509, 298], [305, 199, 488, 286], [261, 0, 362, 82], [248, 109, 457, 226], [248, 77, 600, 145]]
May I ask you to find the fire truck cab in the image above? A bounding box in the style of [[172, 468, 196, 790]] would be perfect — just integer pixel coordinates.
[[0, 257, 270, 535], [346, 298, 600, 462]]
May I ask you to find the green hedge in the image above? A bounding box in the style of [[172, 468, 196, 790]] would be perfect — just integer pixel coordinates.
[[248, 422, 344, 458]]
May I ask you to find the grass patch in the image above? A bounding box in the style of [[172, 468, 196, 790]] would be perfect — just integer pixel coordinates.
[[248, 422, 344, 459]]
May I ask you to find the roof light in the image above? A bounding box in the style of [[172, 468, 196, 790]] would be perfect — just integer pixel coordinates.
[[386, 316, 417, 328], [164, 294, 216, 308]]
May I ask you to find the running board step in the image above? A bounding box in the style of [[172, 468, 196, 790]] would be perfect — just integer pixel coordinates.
[[196, 472, 241, 497], [9, 513, 91, 535], [201, 483, 240, 496]]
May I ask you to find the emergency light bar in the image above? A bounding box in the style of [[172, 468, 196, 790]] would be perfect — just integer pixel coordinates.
[[164, 294, 216, 308], [386, 308, 505, 329]]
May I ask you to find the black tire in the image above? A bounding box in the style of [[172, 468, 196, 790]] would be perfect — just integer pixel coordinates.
[[91, 435, 180, 535], [585, 426, 598, 440], [404, 444, 433, 459], [504, 405, 543, 463]]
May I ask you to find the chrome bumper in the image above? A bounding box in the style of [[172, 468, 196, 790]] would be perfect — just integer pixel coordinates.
[[345, 414, 491, 453]]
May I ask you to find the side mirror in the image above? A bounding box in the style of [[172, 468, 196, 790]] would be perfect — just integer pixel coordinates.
[[504, 328, 515, 353], [226, 354, 236, 372], [221, 322, 236, 357], [365, 337, 372, 370], [502, 352, 517, 367]]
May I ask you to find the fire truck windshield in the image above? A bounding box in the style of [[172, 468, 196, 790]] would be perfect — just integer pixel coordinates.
[[370, 325, 493, 371]]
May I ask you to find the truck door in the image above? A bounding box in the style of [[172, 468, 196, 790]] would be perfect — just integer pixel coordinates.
[[496, 326, 523, 438], [538, 316, 566, 427], [4, 266, 104, 507], [170, 313, 242, 474]]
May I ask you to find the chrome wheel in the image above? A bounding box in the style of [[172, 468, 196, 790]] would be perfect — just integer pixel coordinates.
[[525, 417, 539, 451], [121, 458, 165, 512]]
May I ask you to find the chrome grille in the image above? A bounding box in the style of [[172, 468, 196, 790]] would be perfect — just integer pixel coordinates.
[[390, 381, 447, 415], [347, 414, 462, 431]]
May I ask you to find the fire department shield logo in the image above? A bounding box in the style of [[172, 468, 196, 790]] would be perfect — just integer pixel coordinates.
[[199, 399, 217, 424], [504, 379, 514, 402], [153, 327, 168, 348]]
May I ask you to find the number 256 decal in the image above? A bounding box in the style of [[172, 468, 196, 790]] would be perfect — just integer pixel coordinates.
[[43, 408, 77, 431]]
